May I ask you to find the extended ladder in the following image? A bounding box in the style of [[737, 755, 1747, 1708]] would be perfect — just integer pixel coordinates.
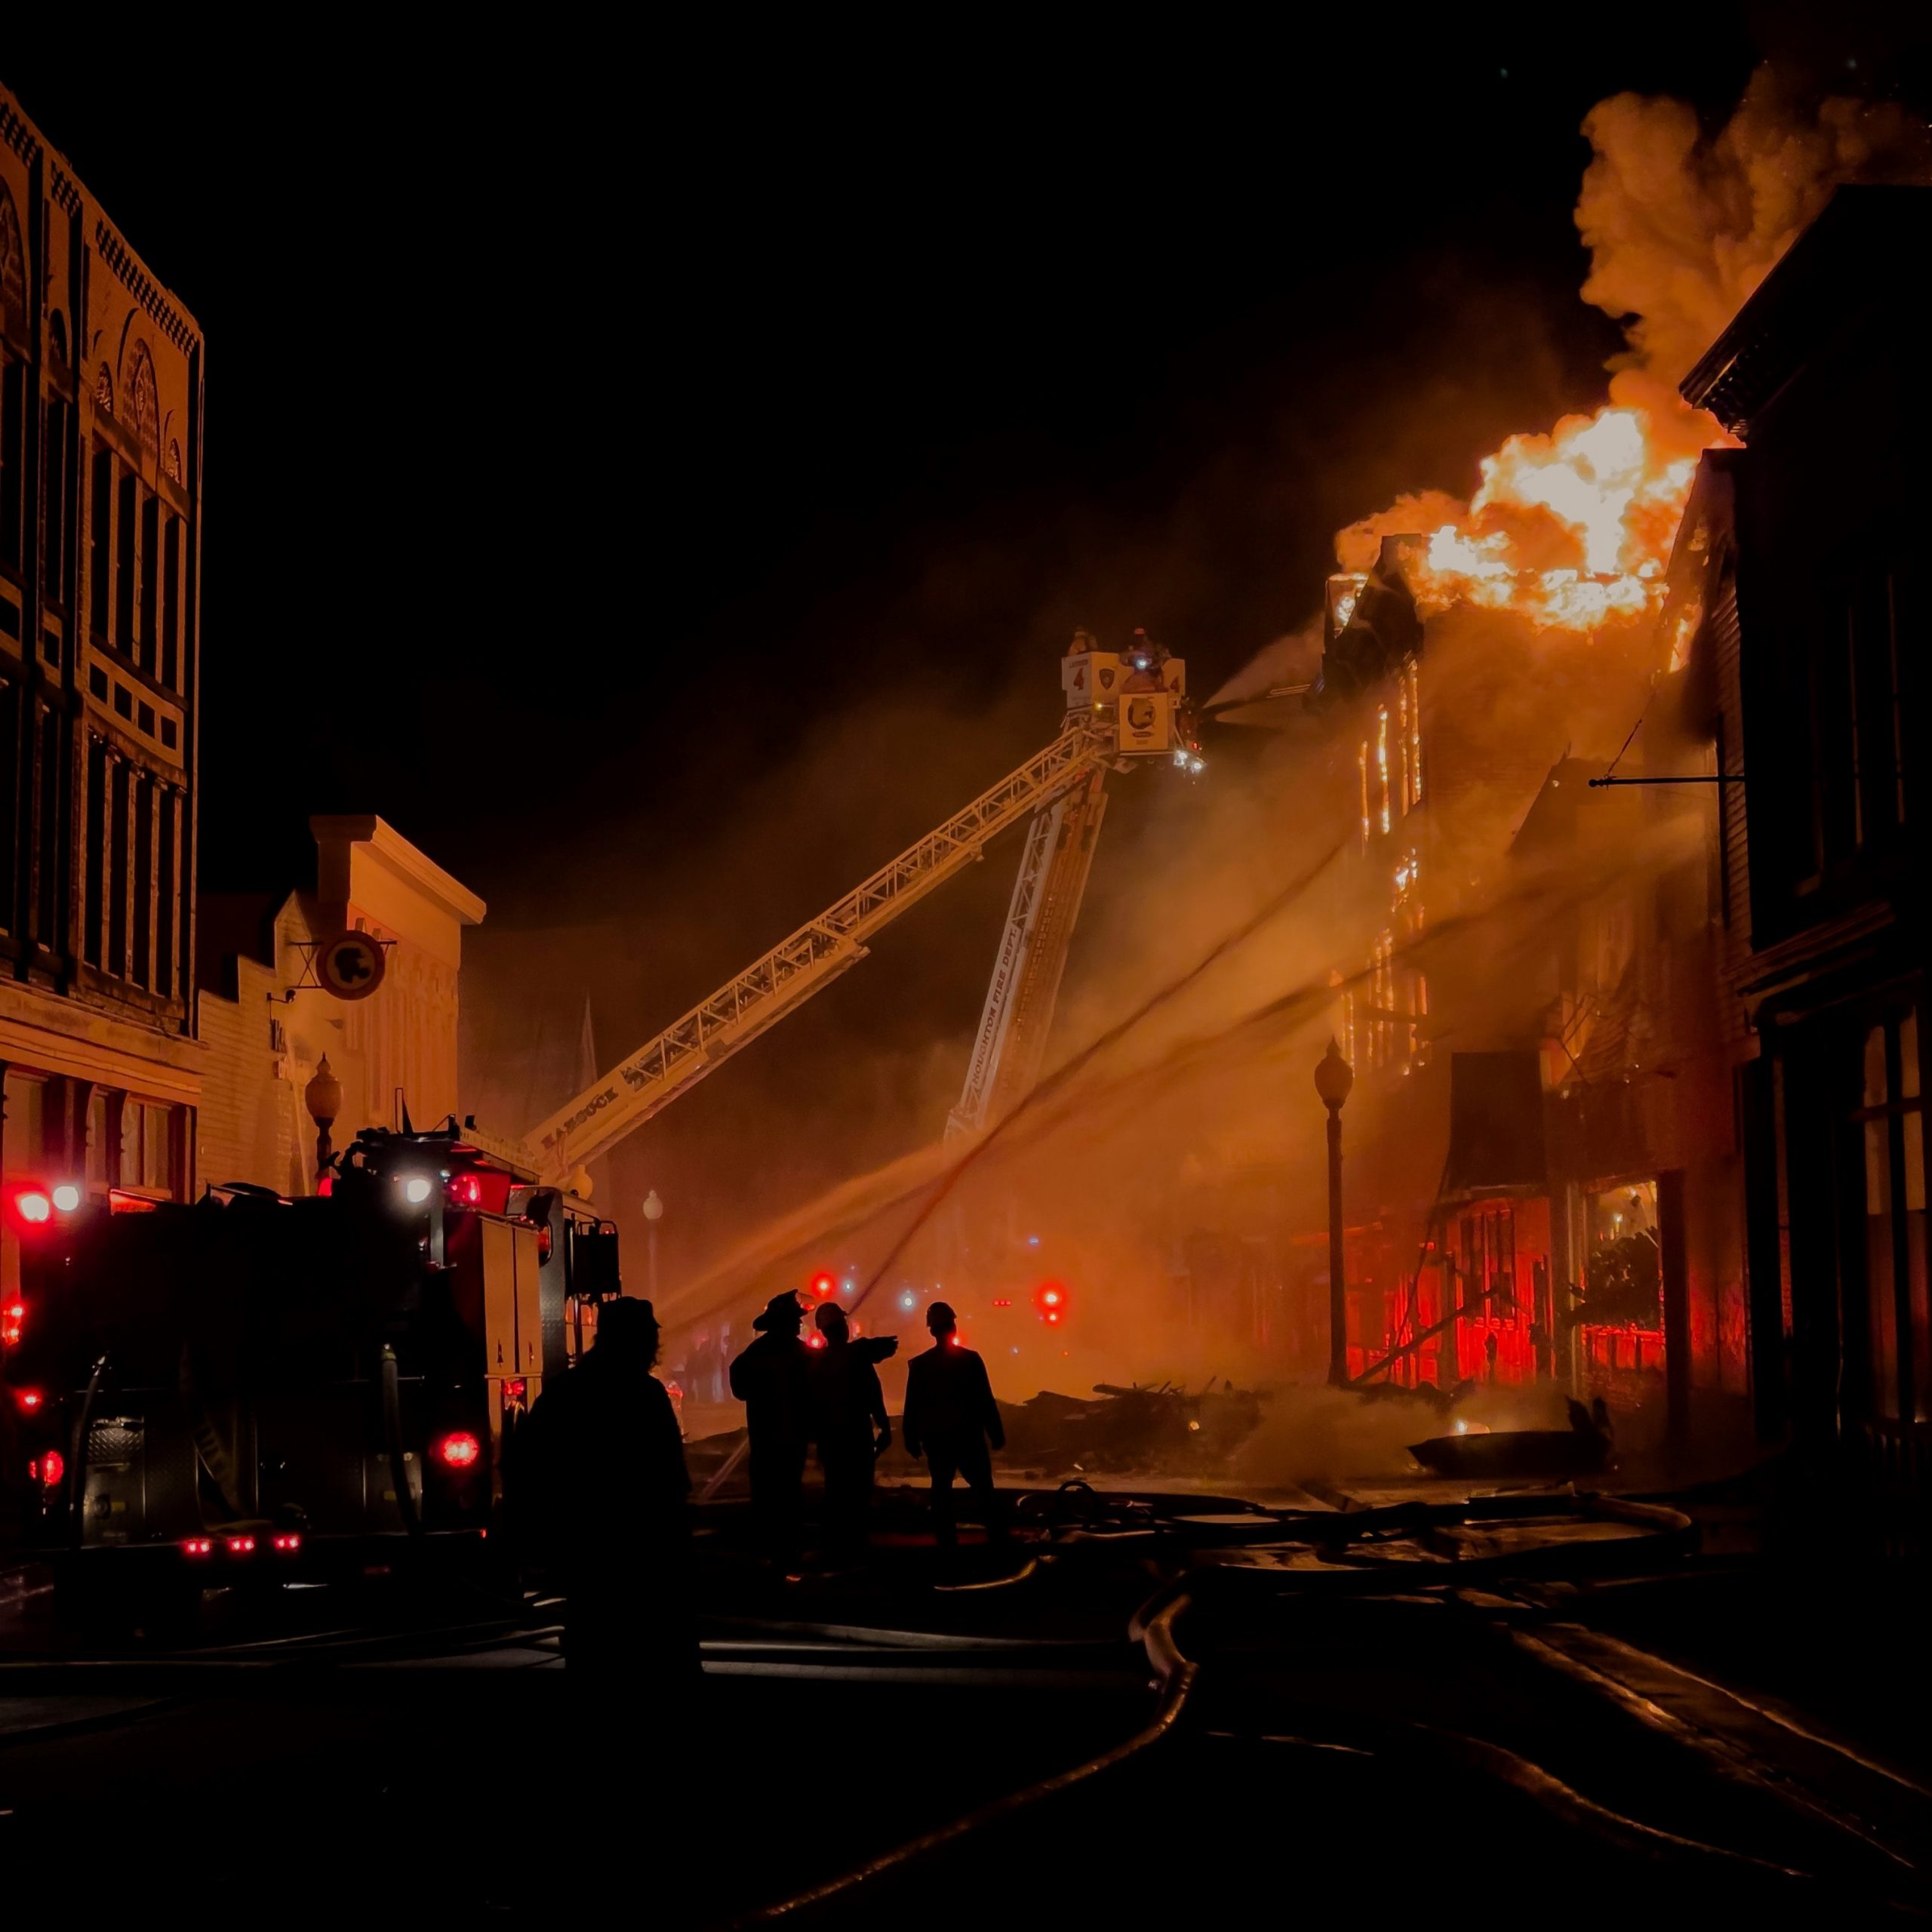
[[525, 721, 1110, 1183]]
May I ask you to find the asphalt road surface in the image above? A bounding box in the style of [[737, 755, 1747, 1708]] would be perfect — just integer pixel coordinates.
[[5, 1490, 1931, 1927]]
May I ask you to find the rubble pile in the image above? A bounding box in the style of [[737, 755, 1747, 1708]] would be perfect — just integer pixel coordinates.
[[992, 1379, 1266, 1478]]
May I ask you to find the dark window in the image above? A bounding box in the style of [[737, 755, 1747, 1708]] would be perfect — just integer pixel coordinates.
[[88, 663, 106, 700], [0, 676, 17, 933], [132, 774, 152, 988], [156, 788, 175, 998], [1894, 566, 1921, 832], [122, 1099, 174, 1194], [0, 357, 23, 572], [1806, 599, 1858, 877], [161, 515, 180, 690], [90, 448, 112, 638], [1851, 1009, 1930, 1423], [160, 715, 177, 750], [115, 472, 136, 648], [108, 757, 128, 977], [43, 398, 69, 607], [112, 683, 131, 719], [83, 738, 104, 967], [137, 701, 154, 736], [138, 493, 159, 675], [35, 703, 57, 943]]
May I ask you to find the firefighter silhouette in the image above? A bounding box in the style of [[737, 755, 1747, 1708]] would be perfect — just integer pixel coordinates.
[[902, 1302, 1007, 1549], [729, 1292, 812, 1565], [508, 1296, 694, 1687], [807, 1303, 894, 1561]]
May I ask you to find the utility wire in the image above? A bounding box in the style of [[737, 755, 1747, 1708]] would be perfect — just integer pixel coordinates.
[[1600, 672, 1659, 783]]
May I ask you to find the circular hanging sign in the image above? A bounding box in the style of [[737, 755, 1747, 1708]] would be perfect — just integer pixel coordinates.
[[315, 931, 387, 1001]]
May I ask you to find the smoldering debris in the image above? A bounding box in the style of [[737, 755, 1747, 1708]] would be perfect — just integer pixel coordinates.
[[1410, 1393, 1614, 1480], [992, 1379, 1266, 1478]]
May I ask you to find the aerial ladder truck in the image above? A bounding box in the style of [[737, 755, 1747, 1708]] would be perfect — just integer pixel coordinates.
[[520, 632, 1199, 1186]]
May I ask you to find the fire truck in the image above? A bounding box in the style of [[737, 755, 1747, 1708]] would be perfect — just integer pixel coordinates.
[[0, 1125, 618, 1611]]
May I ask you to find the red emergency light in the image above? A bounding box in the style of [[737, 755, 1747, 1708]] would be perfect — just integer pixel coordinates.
[[2, 1300, 23, 1347], [10, 1188, 51, 1226], [1032, 1280, 1071, 1324], [38, 1449, 64, 1487], [447, 1173, 483, 1207], [272, 1533, 303, 1553], [12, 1387, 44, 1413], [181, 1537, 214, 1557], [435, 1431, 482, 1469], [226, 1535, 257, 1555], [809, 1271, 836, 1300]]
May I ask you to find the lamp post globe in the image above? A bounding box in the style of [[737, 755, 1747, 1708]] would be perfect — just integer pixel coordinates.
[[641, 1189, 664, 1298], [1315, 1038, 1355, 1113], [303, 1055, 342, 1189], [1315, 1039, 1353, 1387]]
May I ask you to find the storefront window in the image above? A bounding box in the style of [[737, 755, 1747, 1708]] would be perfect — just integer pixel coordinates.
[[1578, 1179, 1665, 1383], [115, 1098, 175, 1198], [1, 1070, 48, 1175], [86, 1091, 109, 1188], [1854, 1006, 1930, 1423]]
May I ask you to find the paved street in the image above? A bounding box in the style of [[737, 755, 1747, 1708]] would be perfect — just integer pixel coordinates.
[[5, 1485, 1930, 1926]]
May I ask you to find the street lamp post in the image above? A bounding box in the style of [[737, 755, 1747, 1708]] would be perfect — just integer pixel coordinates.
[[1314, 1038, 1355, 1386], [303, 1055, 342, 1192], [641, 1189, 664, 1300]]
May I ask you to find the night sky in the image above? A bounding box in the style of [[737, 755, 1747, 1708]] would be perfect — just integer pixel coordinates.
[[5, 13, 1924, 1271]]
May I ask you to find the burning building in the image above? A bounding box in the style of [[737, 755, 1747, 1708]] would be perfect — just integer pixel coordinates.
[[1167, 88, 1932, 1478]]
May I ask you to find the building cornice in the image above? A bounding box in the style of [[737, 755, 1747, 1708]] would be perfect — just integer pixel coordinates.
[[0, 84, 202, 348], [309, 815, 487, 929], [0, 94, 36, 163], [0, 977, 205, 1105], [94, 219, 201, 356]]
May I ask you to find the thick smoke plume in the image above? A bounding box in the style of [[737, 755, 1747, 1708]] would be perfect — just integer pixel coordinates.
[[1577, 71, 1932, 388]]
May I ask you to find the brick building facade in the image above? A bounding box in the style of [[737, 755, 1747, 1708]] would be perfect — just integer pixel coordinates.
[[0, 83, 201, 1297]]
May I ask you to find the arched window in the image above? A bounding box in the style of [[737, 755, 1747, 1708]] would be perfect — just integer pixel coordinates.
[[0, 186, 24, 340], [128, 343, 158, 451]]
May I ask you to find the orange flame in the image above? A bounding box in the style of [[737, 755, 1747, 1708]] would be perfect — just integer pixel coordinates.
[[1329, 70, 1932, 638], [1341, 377, 1734, 634]]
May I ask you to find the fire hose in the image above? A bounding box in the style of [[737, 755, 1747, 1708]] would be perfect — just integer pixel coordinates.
[[715, 1577, 1198, 1929]]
